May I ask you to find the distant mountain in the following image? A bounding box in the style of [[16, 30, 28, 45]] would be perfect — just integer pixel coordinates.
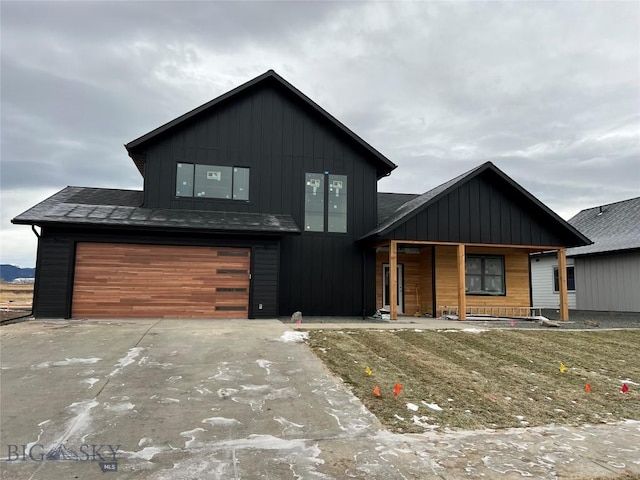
[[0, 265, 36, 283]]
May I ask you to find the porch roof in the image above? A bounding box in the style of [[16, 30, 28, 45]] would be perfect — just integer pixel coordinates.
[[364, 162, 591, 248]]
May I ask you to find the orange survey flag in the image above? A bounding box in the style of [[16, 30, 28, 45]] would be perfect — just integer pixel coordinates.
[[373, 385, 381, 397], [585, 384, 592, 393], [393, 382, 403, 397]]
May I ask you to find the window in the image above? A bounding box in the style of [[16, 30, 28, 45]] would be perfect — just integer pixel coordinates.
[[304, 173, 324, 232], [328, 174, 347, 233], [176, 163, 249, 200], [465, 255, 505, 295], [553, 266, 575, 292], [304, 173, 347, 233]]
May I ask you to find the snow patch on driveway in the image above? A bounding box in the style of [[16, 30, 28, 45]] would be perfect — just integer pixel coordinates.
[[110, 347, 144, 376], [277, 331, 309, 343], [33, 357, 101, 368]]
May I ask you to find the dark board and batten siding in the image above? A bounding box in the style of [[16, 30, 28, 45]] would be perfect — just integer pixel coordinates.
[[34, 227, 280, 319], [139, 83, 380, 316], [33, 236, 75, 318], [381, 174, 570, 247]]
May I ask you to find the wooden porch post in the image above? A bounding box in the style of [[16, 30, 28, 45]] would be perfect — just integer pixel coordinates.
[[558, 248, 569, 321], [390, 240, 398, 321], [457, 243, 466, 320]]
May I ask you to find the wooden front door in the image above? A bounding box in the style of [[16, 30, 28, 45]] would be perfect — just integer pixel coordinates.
[[72, 243, 250, 318]]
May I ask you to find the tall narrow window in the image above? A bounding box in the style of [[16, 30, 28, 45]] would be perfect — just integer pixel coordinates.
[[304, 173, 324, 232], [328, 174, 347, 233], [465, 255, 505, 295], [176, 163, 194, 197], [233, 167, 250, 200]]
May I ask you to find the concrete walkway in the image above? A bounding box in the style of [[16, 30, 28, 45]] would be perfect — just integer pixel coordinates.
[[1, 319, 638, 479]]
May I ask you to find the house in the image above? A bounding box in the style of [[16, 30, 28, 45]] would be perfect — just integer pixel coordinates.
[[12, 70, 590, 320], [531, 197, 640, 312]]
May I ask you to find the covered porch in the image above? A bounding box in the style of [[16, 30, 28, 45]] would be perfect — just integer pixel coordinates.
[[375, 239, 570, 321]]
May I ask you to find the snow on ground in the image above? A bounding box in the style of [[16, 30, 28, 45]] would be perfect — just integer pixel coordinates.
[[34, 357, 101, 368], [277, 331, 309, 343], [110, 347, 144, 376], [620, 378, 639, 386], [421, 401, 443, 411], [406, 403, 419, 412]]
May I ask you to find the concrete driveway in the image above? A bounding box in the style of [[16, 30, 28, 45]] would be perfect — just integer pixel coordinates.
[[1, 319, 639, 479]]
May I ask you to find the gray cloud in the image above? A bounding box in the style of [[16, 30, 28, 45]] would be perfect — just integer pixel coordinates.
[[1, 1, 638, 266]]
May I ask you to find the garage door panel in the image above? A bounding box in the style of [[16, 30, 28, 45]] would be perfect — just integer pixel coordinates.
[[72, 243, 250, 318]]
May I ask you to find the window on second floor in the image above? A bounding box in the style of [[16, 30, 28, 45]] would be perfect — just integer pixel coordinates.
[[465, 255, 505, 295], [176, 163, 250, 200], [553, 266, 575, 292], [304, 173, 347, 233]]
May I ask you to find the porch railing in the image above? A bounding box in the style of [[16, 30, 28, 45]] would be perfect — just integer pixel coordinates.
[[439, 305, 543, 319]]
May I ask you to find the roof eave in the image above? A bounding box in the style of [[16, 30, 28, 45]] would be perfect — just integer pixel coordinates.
[[487, 166, 592, 247], [124, 70, 397, 176], [11, 218, 301, 236], [361, 162, 594, 247]]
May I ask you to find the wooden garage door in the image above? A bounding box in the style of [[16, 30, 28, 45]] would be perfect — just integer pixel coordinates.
[[72, 243, 250, 318]]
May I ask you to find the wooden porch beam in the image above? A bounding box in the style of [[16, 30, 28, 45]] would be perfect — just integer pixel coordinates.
[[390, 240, 398, 321], [457, 243, 466, 321], [385, 239, 561, 252], [558, 248, 569, 321]]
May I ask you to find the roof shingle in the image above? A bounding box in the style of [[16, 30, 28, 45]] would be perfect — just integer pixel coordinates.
[[12, 187, 300, 235], [567, 196, 640, 256]]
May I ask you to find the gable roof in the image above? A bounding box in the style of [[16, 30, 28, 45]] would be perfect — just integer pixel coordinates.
[[566, 196, 640, 256], [125, 70, 397, 178], [362, 161, 591, 247], [12, 187, 300, 235], [377, 192, 419, 224]]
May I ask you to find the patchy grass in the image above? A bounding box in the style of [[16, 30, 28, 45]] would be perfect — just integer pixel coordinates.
[[307, 329, 640, 433], [590, 475, 640, 480]]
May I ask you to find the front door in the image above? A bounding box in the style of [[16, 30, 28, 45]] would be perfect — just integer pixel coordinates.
[[382, 263, 404, 313]]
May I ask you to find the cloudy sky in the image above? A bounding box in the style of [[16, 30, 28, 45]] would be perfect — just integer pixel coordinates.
[[1, 1, 639, 267]]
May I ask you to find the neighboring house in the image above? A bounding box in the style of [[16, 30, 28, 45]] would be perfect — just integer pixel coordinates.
[[531, 255, 576, 309], [531, 197, 640, 312], [12, 70, 590, 320]]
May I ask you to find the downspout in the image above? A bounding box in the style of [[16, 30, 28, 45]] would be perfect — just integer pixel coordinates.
[[2, 227, 39, 324]]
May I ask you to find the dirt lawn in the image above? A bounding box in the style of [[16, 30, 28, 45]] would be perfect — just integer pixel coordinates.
[[307, 329, 640, 433]]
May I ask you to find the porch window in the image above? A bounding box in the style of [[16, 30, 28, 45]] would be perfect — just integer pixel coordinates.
[[465, 255, 505, 295], [176, 163, 250, 200], [553, 266, 575, 292]]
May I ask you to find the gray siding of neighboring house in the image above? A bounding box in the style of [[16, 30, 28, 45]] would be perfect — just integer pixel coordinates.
[[574, 250, 640, 312], [530, 255, 576, 309]]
